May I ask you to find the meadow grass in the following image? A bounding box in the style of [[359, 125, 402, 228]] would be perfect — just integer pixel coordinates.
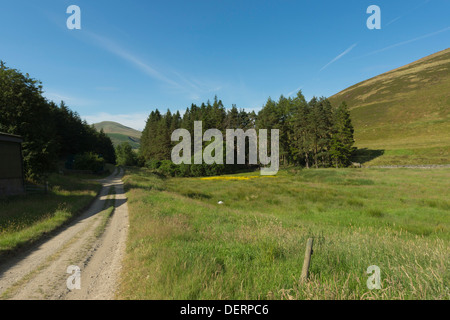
[[118, 167, 449, 300], [0, 173, 101, 255]]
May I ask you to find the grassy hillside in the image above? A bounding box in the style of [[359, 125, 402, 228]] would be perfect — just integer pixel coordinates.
[[93, 121, 142, 149], [329, 48, 450, 165], [105, 133, 141, 149]]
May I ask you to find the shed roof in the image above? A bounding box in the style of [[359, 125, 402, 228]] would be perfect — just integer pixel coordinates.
[[0, 132, 23, 143]]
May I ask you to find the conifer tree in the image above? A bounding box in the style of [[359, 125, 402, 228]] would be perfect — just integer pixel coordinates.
[[330, 102, 355, 167]]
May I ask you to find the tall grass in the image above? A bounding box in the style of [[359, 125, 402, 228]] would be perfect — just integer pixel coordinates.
[[118, 167, 449, 300], [0, 173, 101, 255]]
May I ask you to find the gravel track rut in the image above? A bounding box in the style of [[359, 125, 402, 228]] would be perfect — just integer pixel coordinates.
[[0, 168, 129, 300]]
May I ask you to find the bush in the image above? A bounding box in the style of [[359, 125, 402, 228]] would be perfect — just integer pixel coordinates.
[[177, 163, 191, 177], [116, 142, 137, 166], [190, 163, 206, 177], [136, 154, 146, 167], [146, 159, 161, 170], [73, 152, 105, 173], [204, 163, 225, 176], [146, 156, 230, 178], [158, 160, 178, 177]]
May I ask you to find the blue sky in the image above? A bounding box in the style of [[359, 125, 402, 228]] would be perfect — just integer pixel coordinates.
[[1, 0, 449, 130]]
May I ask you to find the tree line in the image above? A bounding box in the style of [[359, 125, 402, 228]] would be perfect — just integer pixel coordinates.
[[139, 97, 254, 176], [138, 92, 355, 176], [1, 60, 355, 179], [258, 92, 355, 168], [0, 61, 116, 181]]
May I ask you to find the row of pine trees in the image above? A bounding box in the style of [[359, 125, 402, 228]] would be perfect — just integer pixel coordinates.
[[0, 62, 116, 180], [140, 91, 356, 171]]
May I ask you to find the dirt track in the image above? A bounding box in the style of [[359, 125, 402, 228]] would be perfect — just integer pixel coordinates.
[[0, 168, 129, 300]]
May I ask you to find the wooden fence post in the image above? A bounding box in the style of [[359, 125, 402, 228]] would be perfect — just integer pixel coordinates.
[[301, 238, 314, 282]]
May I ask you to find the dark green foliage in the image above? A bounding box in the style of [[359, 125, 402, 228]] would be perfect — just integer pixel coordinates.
[[330, 102, 356, 167], [261, 92, 355, 168], [139, 91, 356, 176], [155, 161, 225, 178], [146, 159, 161, 170], [140, 97, 251, 177], [0, 61, 116, 181], [158, 160, 179, 177], [0, 61, 58, 180], [116, 142, 137, 166], [95, 128, 117, 164], [52, 102, 116, 165], [177, 163, 192, 177], [189, 163, 206, 177], [73, 152, 106, 173]]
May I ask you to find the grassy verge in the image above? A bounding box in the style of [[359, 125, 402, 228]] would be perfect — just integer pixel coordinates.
[[0, 185, 116, 300], [118, 167, 449, 300], [355, 145, 450, 166], [0, 172, 103, 256]]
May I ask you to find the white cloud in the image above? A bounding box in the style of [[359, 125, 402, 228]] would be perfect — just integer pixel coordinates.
[[189, 93, 201, 101], [361, 26, 450, 57], [242, 106, 262, 114], [320, 43, 357, 72], [386, 15, 403, 27], [87, 32, 181, 88], [287, 85, 304, 97], [386, 0, 432, 26], [85, 32, 221, 99], [44, 91, 96, 107]]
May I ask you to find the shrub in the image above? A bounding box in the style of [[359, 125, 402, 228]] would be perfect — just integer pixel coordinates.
[[73, 152, 105, 173], [204, 163, 225, 176], [146, 159, 161, 170], [158, 160, 178, 177], [116, 142, 137, 166], [136, 154, 146, 167], [177, 163, 191, 177], [190, 163, 206, 177]]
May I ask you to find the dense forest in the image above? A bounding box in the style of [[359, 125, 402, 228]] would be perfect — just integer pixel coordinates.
[[0, 62, 116, 181], [139, 92, 356, 177]]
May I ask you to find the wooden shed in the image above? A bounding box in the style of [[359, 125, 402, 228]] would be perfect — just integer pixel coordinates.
[[0, 132, 25, 196]]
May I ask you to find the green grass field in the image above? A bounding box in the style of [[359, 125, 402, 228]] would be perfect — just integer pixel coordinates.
[[118, 167, 449, 300], [0, 173, 102, 256]]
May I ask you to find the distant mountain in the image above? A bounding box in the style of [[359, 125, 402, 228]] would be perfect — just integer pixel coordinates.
[[329, 48, 450, 165], [93, 121, 142, 149]]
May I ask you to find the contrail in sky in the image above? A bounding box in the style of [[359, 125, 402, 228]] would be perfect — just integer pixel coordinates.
[[320, 43, 358, 72]]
